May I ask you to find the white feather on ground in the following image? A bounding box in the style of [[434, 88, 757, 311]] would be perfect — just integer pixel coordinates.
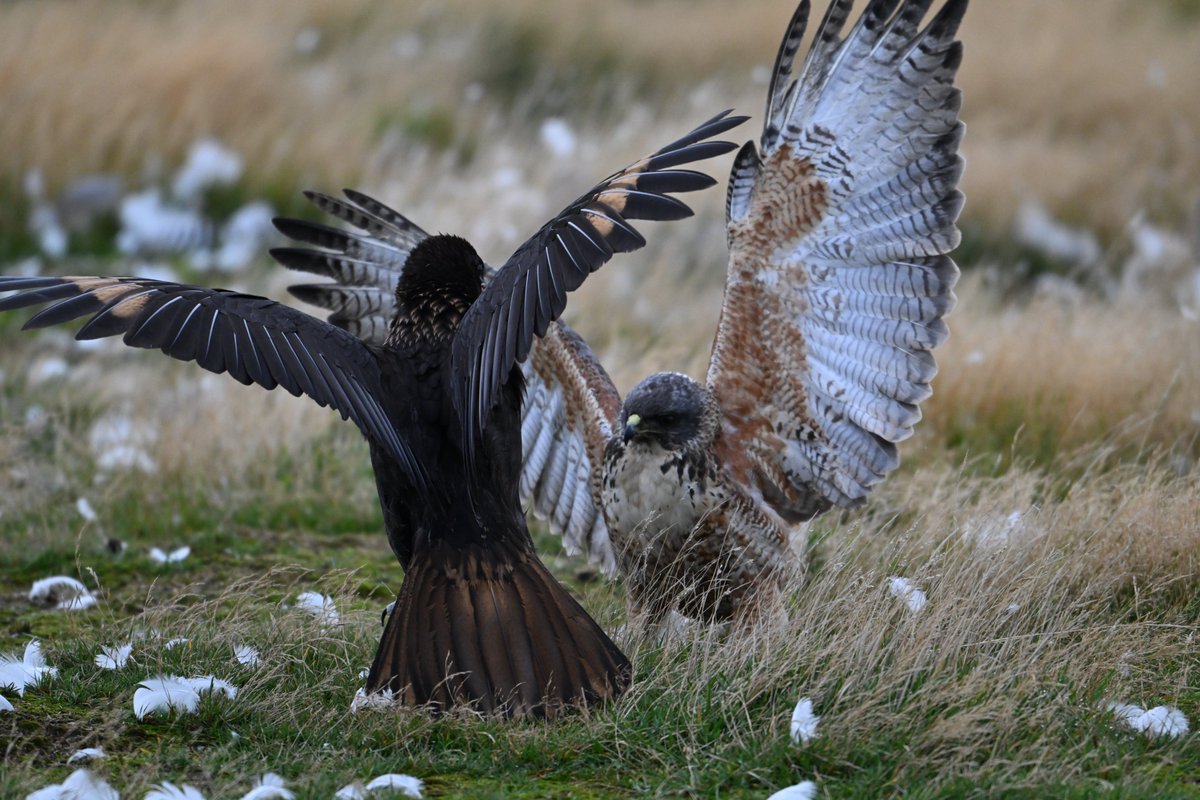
[[67, 747, 107, 764], [1105, 701, 1190, 738], [148, 546, 191, 565], [145, 782, 206, 800], [790, 697, 820, 744], [887, 577, 927, 613], [25, 768, 119, 800], [95, 644, 133, 670], [133, 675, 238, 719], [76, 497, 99, 523], [234, 644, 260, 667], [288, 591, 339, 625], [766, 781, 817, 800], [1, 640, 57, 697], [237, 773, 294, 800], [29, 576, 98, 611], [333, 774, 423, 799]]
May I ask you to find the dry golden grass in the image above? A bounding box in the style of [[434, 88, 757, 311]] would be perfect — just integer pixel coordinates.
[[925, 273, 1200, 462], [3, 0, 1199, 237]]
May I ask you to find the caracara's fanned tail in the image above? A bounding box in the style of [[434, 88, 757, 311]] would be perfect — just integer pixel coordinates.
[[365, 540, 630, 719]]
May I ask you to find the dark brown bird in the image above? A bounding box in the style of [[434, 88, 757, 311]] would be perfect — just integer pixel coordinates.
[[0, 110, 745, 717]]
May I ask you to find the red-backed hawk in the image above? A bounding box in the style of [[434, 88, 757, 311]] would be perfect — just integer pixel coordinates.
[[270, 0, 968, 626]]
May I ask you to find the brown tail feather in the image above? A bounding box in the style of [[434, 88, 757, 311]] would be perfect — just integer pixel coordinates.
[[365, 540, 631, 719]]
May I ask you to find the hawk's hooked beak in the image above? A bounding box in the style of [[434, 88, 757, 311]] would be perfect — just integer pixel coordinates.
[[622, 413, 641, 443]]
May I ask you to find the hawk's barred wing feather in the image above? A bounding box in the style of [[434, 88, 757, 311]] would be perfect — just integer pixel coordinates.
[[0, 275, 426, 490], [518, 323, 622, 576], [451, 109, 747, 454], [709, 0, 966, 517]]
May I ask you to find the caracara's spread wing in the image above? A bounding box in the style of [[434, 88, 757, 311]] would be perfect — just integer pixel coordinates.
[[271, 191, 626, 571], [519, 322, 621, 576], [272, 189, 430, 345], [450, 110, 746, 453], [0, 275, 425, 488], [706, 0, 966, 518]]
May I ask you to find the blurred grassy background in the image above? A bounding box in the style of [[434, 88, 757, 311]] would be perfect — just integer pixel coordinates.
[[2, 0, 1199, 233]]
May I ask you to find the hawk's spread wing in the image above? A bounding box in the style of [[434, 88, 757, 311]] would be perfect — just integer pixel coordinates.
[[0, 275, 426, 489], [707, 0, 967, 518], [519, 322, 621, 576], [450, 110, 746, 454]]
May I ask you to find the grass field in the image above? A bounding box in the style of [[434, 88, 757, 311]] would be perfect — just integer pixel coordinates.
[[2, 0, 1199, 797]]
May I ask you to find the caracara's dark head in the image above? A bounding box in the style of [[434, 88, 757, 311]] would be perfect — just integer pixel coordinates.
[[619, 372, 717, 451], [392, 234, 486, 337]]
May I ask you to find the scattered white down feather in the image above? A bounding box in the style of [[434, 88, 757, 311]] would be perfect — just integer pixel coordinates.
[[1015, 198, 1102, 265], [89, 412, 157, 474], [213, 202, 276, 273], [962, 509, 1036, 550], [25, 768, 118, 800], [164, 638, 190, 650], [23, 168, 69, 259], [67, 747, 107, 764], [30, 203, 68, 259], [0, 694, 13, 712], [790, 698, 820, 744], [76, 497, 99, 523], [172, 139, 243, 203], [134, 675, 238, 719], [30, 576, 97, 611], [1, 640, 57, 696], [95, 644, 133, 670], [234, 644, 260, 667], [238, 772, 293, 800], [335, 774, 424, 799], [293, 27, 322, 56], [290, 592, 339, 625], [351, 686, 395, 712], [887, 577, 927, 613], [539, 118, 577, 158], [148, 546, 191, 565], [1104, 701, 1190, 738], [1121, 215, 1196, 297], [28, 356, 69, 384], [766, 781, 818, 800], [145, 782, 206, 800]]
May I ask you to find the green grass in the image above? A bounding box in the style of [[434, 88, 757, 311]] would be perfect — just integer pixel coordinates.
[[2, 391, 1197, 797]]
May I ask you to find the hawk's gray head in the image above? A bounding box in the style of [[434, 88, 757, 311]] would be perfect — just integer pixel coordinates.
[[620, 372, 717, 451]]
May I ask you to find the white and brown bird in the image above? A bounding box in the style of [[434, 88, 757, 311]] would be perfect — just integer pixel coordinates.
[[280, 0, 968, 625]]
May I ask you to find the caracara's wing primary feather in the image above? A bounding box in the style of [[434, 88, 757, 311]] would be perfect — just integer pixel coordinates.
[[450, 110, 747, 454], [519, 322, 621, 575], [708, 0, 966, 518], [271, 189, 430, 345], [0, 275, 426, 489]]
